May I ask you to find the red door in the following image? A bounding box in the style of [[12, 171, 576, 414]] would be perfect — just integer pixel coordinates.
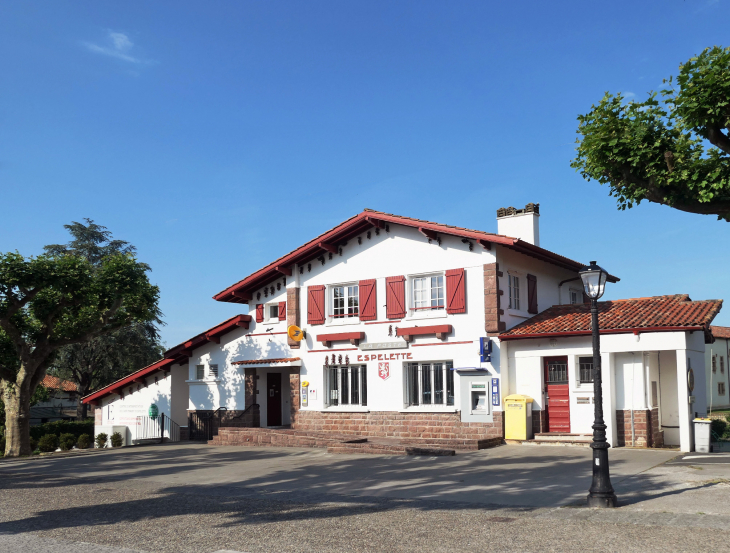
[[544, 356, 570, 433]]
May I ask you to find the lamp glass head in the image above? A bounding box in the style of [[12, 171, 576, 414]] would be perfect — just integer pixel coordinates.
[[579, 261, 608, 300]]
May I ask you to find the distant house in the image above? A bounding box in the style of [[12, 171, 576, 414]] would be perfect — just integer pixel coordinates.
[[30, 375, 79, 425], [707, 326, 730, 411]]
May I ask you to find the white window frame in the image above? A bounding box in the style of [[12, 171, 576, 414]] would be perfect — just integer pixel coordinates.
[[506, 270, 531, 318], [569, 288, 582, 305], [195, 365, 205, 380], [324, 365, 367, 408], [406, 272, 447, 320], [327, 282, 360, 326], [404, 360, 455, 409], [264, 302, 280, 324], [209, 364, 219, 378], [508, 273, 520, 310]]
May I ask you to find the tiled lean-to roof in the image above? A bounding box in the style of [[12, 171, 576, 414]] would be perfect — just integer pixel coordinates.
[[500, 295, 723, 341], [232, 357, 301, 365], [711, 326, 730, 340], [213, 208, 619, 304]]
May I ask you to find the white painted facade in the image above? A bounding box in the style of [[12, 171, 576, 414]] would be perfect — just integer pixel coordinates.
[[705, 335, 730, 410]]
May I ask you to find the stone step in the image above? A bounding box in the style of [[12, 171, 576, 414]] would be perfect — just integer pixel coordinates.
[[505, 439, 592, 448], [534, 433, 593, 443]]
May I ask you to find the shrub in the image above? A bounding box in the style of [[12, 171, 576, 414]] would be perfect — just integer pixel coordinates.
[[110, 432, 123, 448], [30, 437, 38, 452], [95, 433, 108, 449], [38, 434, 59, 453], [77, 434, 91, 449], [59, 433, 76, 451]]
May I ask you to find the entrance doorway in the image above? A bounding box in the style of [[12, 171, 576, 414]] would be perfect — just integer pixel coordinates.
[[544, 356, 570, 432], [267, 372, 283, 426]]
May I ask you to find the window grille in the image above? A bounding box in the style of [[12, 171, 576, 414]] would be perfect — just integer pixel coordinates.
[[721, 356, 725, 374], [508, 275, 520, 310], [326, 366, 367, 406], [719, 382, 726, 396], [547, 360, 568, 383], [578, 357, 594, 383], [209, 364, 218, 378], [196, 365, 205, 380], [407, 362, 454, 406], [713, 356, 717, 373]]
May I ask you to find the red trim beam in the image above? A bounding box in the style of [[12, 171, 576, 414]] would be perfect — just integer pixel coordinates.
[[317, 331, 365, 347], [396, 324, 452, 342]]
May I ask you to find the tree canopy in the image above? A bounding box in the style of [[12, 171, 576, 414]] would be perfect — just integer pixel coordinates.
[[571, 46, 730, 221], [0, 240, 160, 456]]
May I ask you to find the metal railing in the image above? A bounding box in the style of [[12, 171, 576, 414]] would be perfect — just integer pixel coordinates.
[[135, 413, 181, 444], [188, 407, 227, 441]]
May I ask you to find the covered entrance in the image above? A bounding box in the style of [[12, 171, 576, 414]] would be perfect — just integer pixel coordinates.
[[267, 372, 283, 426], [544, 356, 570, 433]]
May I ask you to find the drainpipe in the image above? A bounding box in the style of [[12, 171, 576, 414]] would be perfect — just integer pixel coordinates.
[[557, 276, 581, 306]]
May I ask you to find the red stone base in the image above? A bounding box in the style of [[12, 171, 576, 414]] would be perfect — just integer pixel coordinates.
[[292, 410, 503, 441], [616, 408, 664, 448]]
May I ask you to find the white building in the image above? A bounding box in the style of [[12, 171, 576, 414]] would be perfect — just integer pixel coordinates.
[[706, 326, 730, 411], [83, 207, 722, 452]]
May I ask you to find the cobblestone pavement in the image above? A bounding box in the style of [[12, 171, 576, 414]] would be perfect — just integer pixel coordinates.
[[1, 444, 729, 552]]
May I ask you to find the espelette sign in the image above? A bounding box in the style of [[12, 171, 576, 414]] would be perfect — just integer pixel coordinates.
[[356, 352, 413, 362]]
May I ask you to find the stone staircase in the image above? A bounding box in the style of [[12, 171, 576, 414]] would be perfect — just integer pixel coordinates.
[[209, 427, 502, 455], [505, 432, 593, 447]]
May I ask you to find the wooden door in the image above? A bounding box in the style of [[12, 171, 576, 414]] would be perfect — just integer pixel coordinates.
[[544, 356, 570, 433], [267, 373, 282, 427]]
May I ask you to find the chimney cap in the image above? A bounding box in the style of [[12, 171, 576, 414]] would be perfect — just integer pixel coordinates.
[[496, 203, 540, 218]]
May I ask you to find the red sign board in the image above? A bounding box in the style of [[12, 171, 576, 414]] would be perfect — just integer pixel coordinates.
[[378, 362, 390, 381]]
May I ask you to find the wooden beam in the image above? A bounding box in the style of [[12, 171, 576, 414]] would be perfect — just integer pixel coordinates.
[[318, 242, 338, 254], [206, 334, 220, 344], [478, 239, 492, 250], [419, 227, 438, 240], [275, 265, 292, 276], [365, 216, 385, 229], [133, 378, 148, 387], [232, 290, 252, 301], [235, 320, 250, 329]]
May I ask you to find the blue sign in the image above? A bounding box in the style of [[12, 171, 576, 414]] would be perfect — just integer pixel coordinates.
[[491, 378, 500, 406], [480, 337, 492, 362]]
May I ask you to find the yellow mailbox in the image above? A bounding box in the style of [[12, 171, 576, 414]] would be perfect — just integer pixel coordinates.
[[504, 394, 533, 440]]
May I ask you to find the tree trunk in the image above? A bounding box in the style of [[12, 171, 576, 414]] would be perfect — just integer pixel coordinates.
[[76, 395, 88, 420], [2, 383, 32, 457], [76, 376, 92, 421]]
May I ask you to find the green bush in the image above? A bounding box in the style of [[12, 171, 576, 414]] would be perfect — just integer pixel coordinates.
[[77, 434, 91, 449], [30, 420, 94, 441], [95, 433, 108, 449], [59, 433, 76, 451], [38, 434, 59, 453], [110, 432, 123, 448]]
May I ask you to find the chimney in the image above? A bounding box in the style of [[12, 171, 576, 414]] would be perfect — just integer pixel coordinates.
[[496, 203, 540, 246]]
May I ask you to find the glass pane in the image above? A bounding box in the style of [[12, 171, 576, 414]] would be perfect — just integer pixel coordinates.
[[196, 366, 205, 380], [579, 357, 594, 383], [408, 364, 419, 406], [270, 305, 278, 318], [361, 366, 367, 407], [348, 285, 359, 316], [431, 276, 444, 307], [421, 364, 432, 404], [351, 366, 359, 405], [413, 278, 427, 309], [340, 367, 349, 405], [329, 368, 339, 405], [472, 391, 487, 411], [547, 361, 568, 383], [433, 363, 444, 404], [333, 287, 344, 317], [446, 362, 454, 405]]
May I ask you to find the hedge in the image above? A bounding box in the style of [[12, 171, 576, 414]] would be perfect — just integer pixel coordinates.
[[29, 420, 94, 441]]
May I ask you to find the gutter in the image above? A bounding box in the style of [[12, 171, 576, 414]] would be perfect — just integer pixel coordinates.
[[499, 325, 705, 341]]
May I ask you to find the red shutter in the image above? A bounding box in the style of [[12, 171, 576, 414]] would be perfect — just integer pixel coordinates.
[[527, 274, 538, 314], [446, 268, 466, 314], [359, 279, 377, 321], [307, 285, 325, 325], [255, 303, 264, 323], [278, 301, 287, 320], [385, 276, 406, 319]]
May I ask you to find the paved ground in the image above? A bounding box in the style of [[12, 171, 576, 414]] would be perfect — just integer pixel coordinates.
[[1, 443, 729, 552]]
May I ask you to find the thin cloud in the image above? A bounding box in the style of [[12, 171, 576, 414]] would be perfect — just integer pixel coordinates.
[[82, 31, 151, 64]]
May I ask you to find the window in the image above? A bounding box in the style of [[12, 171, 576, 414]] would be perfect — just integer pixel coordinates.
[[269, 305, 279, 320], [578, 357, 594, 384], [722, 357, 725, 374], [209, 364, 218, 378], [326, 365, 367, 406], [196, 365, 205, 380], [508, 274, 520, 310], [412, 275, 444, 311], [570, 289, 581, 305], [719, 382, 726, 396], [713, 356, 717, 373], [332, 285, 359, 318], [406, 361, 454, 406], [547, 359, 568, 383]]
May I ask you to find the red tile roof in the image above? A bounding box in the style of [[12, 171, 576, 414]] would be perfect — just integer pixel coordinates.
[[213, 209, 619, 304], [711, 326, 730, 340], [42, 375, 78, 392], [232, 357, 301, 365], [82, 314, 251, 404], [500, 295, 723, 340]]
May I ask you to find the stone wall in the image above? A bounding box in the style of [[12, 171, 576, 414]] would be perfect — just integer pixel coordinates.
[[484, 262, 505, 336], [532, 409, 548, 435], [293, 410, 503, 441], [616, 409, 663, 448]]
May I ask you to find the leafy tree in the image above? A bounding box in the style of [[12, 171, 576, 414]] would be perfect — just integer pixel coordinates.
[[572, 46, 730, 220], [0, 248, 159, 457], [45, 220, 164, 420]]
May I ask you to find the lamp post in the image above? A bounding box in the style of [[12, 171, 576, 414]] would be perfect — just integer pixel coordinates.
[[579, 261, 617, 508]]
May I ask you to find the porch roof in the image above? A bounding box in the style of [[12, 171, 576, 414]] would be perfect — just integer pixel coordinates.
[[499, 294, 723, 341]]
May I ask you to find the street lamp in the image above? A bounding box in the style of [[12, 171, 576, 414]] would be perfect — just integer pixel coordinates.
[[579, 261, 617, 508]]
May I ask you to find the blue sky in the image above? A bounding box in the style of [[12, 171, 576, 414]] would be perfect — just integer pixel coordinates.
[[1, 1, 729, 346]]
